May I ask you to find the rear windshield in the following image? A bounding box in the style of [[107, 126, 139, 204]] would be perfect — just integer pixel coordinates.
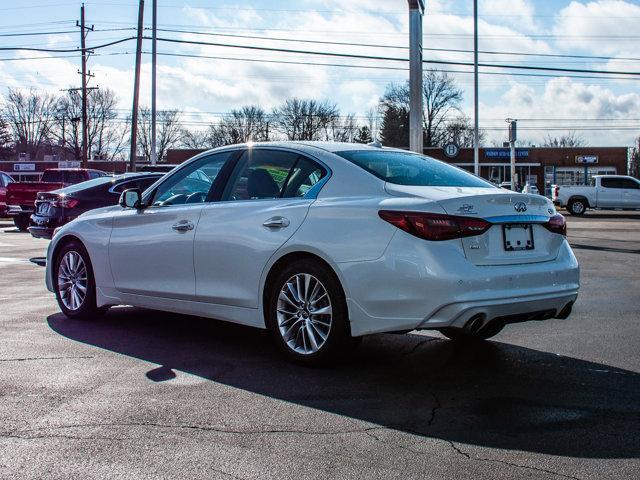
[[42, 170, 90, 184], [56, 177, 114, 194], [336, 150, 494, 188]]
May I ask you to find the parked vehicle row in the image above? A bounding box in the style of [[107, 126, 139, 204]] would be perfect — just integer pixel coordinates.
[[29, 173, 163, 239], [6, 169, 107, 230], [46, 142, 579, 365], [552, 175, 640, 215]]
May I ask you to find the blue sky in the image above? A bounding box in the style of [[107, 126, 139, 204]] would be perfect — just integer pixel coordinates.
[[1, 0, 639, 146]]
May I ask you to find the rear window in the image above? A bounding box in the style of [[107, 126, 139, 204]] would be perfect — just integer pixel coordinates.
[[56, 177, 114, 194], [42, 170, 90, 184], [336, 150, 494, 188]]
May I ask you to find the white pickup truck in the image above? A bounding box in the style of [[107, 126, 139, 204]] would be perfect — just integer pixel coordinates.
[[552, 175, 640, 215]]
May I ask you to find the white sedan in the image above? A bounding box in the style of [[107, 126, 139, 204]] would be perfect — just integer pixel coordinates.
[[46, 142, 579, 364]]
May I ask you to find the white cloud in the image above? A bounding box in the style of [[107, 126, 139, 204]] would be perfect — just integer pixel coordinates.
[[481, 77, 640, 146], [480, 0, 538, 32], [553, 0, 640, 55]]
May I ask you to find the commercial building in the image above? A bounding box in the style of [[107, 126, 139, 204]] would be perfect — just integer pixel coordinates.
[[426, 146, 629, 195]]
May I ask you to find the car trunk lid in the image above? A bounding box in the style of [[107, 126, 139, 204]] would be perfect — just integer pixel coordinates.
[[384, 184, 564, 265]]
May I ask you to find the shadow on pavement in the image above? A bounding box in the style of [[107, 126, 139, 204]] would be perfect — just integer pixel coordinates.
[[48, 307, 640, 459]]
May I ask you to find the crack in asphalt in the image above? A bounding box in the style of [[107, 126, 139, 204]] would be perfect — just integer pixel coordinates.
[[403, 337, 438, 356], [446, 441, 584, 480], [1, 422, 385, 440], [0, 356, 94, 362]]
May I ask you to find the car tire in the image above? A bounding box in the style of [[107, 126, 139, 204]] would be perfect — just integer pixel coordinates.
[[265, 259, 354, 366], [438, 321, 504, 341], [14, 215, 29, 231], [54, 240, 108, 320], [567, 199, 586, 216]]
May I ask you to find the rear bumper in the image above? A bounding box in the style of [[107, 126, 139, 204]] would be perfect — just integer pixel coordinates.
[[28, 226, 54, 239], [29, 214, 66, 239], [6, 205, 33, 217], [339, 232, 580, 336]]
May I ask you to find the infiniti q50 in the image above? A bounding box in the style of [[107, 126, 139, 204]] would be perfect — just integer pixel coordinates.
[[45, 142, 579, 364]]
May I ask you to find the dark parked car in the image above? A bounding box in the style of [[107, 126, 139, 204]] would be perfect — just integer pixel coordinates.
[[29, 173, 163, 239], [0, 172, 14, 217]]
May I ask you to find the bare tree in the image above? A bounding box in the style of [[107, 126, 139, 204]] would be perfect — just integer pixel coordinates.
[[180, 128, 210, 149], [137, 108, 183, 162], [330, 113, 358, 142], [0, 117, 12, 156], [378, 69, 463, 148], [54, 88, 125, 161], [542, 132, 586, 148], [444, 115, 486, 148], [272, 99, 339, 141], [2, 88, 57, 158], [207, 105, 271, 147]]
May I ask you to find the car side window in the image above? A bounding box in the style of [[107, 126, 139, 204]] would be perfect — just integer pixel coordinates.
[[150, 152, 232, 207], [222, 150, 299, 201], [600, 178, 621, 189], [619, 179, 639, 189], [282, 157, 327, 198]]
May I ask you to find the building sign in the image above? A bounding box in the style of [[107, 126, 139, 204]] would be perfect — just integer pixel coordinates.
[[485, 148, 529, 158], [575, 155, 598, 164], [443, 143, 460, 158], [13, 163, 35, 171], [58, 160, 82, 168]]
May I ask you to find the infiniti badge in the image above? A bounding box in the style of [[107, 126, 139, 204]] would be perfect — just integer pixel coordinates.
[[514, 202, 527, 213]]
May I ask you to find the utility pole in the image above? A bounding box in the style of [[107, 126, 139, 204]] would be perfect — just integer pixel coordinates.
[[473, 0, 480, 176], [151, 0, 157, 165], [77, 4, 94, 168], [508, 119, 517, 191], [408, 0, 424, 154], [129, 0, 145, 172]]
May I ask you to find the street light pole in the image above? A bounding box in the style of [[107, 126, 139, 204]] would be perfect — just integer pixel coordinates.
[[151, 0, 157, 165], [129, 0, 144, 172], [473, 0, 480, 176], [408, 0, 424, 154]]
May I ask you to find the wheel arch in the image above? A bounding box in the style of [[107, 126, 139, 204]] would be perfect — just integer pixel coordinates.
[[568, 195, 590, 208], [260, 249, 351, 330]]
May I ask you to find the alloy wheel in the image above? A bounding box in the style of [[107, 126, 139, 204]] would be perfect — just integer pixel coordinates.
[[57, 251, 88, 311], [276, 273, 332, 355]]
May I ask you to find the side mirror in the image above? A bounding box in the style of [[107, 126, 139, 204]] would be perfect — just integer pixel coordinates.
[[119, 188, 143, 209]]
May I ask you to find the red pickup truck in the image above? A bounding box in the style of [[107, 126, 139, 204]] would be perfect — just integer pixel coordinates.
[[6, 168, 107, 230]]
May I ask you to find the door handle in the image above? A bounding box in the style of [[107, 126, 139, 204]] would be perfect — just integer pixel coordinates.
[[172, 221, 194, 232], [262, 216, 290, 229]]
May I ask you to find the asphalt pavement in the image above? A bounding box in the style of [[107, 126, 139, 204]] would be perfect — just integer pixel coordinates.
[[1, 211, 639, 480]]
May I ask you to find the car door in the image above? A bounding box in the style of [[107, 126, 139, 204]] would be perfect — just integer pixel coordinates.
[[194, 148, 329, 308], [618, 178, 640, 208], [108, 152, 235, 300], [597, 177, 623, 208]]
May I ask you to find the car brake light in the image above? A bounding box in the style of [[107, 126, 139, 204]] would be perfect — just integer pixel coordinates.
[[378, 210, 491, 241], [544, 213, 566, 236], [50, 196, 79, 209]]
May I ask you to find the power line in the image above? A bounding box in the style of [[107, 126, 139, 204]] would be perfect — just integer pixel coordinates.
[[155, 27, 640, 63]]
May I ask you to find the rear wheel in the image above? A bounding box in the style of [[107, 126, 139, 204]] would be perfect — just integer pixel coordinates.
[[439, 322, 504, 341], [266, 259, 354, 366], [54, 240, 108, 320], [13, 215, 29, 231], [568, 199, 586, 216]]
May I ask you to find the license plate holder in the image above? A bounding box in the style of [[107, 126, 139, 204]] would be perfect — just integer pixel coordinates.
[[502, 224, 534, 251]]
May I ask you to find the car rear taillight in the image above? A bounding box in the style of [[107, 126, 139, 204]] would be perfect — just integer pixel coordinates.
[[554, 185, 559, 198], [544, 213, 566, 236], [50, 196, 79, 209], [378, 210, 491, 241]]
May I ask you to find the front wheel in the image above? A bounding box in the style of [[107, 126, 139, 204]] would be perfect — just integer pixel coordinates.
[[568, 199, 586, 216], [266, 259, 354, 366], [54, 240, 108, 320]]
